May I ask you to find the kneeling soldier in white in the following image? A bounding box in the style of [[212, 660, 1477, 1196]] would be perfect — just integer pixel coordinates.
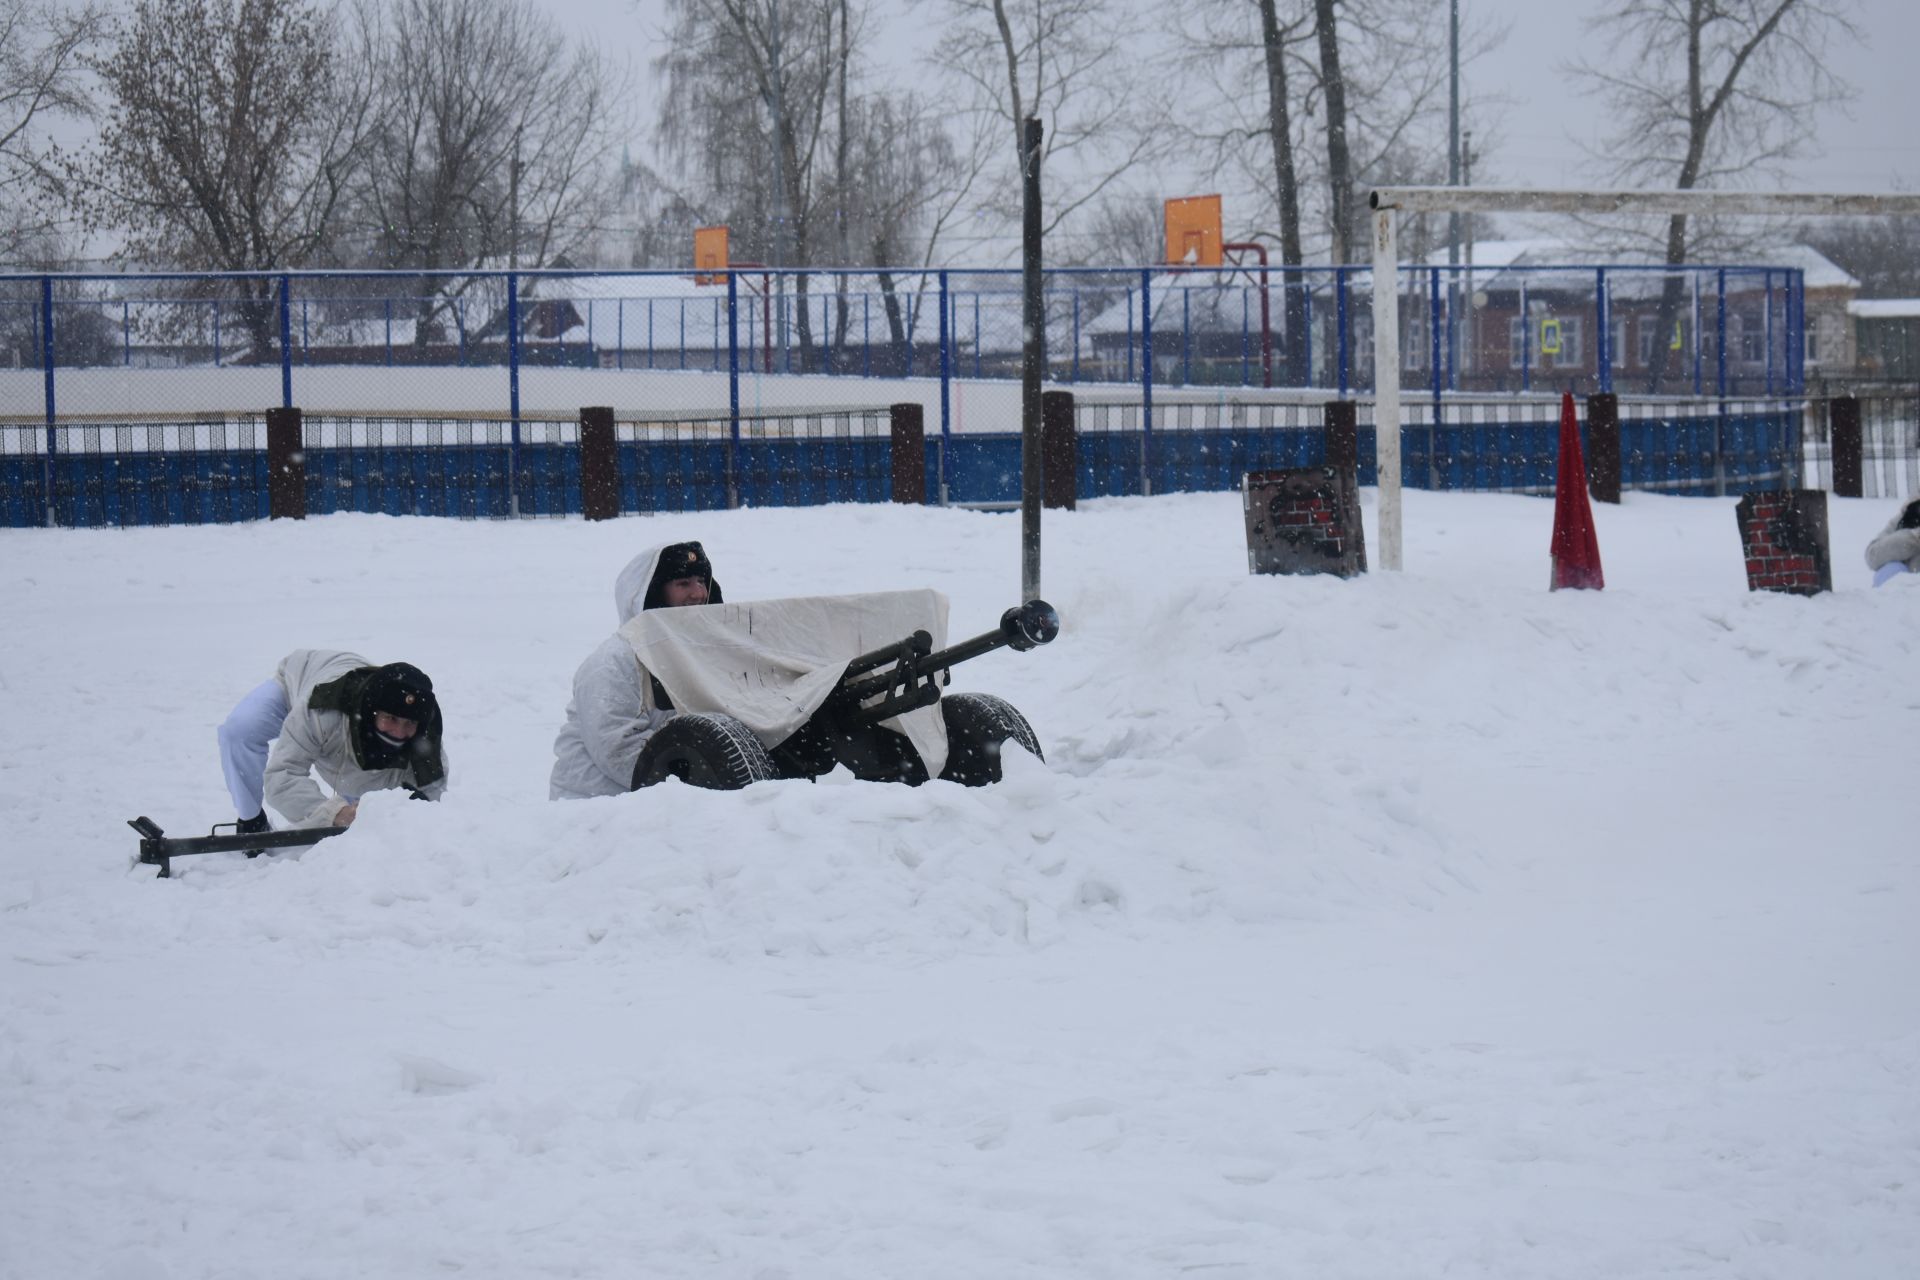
[[217, 651, 448, 831]]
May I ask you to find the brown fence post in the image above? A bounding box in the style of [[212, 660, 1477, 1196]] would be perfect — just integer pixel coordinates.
[[890, 402, 925, 504], [1830, 395, 1862, 498], [1041, 389, 1076, 510], [579, 405, 619, 520], [1585, 392, 1621, 504], [266, 406, 305, 520], [1324, 400, 1358, 478]]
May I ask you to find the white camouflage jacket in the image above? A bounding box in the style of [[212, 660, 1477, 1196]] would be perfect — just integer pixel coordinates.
[[267, 649, 450, 828], [1864, 501, 1920, 575], [549, 546, 681, 800]]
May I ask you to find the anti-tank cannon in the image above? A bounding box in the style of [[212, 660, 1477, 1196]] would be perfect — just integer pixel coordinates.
[[631, 598, 1060, 791]]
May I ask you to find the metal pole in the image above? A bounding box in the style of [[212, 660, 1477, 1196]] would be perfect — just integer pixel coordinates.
[[507, 272, 522, 517], [1019, 117, 1045, 603], [1446, 0, 1460, 388], [727, 270, 741, 509], [1521, 281, 1531, 394], [1372, 206, 1403, 570], [1336, 267, 1349, 396], [938, 269, 951, 504], [1716, 268, 1728, 400], [1141, 269, 1154, 495], [278, 275, 293, 408], [1596, 267, 1610, 395], [40, 275, 55, 528]]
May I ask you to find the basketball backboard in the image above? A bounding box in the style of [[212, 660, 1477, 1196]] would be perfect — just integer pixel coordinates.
[[1164, 195, 1223, 268], [694, 226, 729, 285]]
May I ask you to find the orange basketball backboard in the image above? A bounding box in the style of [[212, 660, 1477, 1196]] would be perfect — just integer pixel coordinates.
[[693, 226, 729, 285], [1164, 195, 1223, 268]]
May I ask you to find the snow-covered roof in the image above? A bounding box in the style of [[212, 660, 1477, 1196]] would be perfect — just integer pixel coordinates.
[[1436, 239, 1859, 293], [1848, 298, 1920, 319], [517, 271, 940, 349]]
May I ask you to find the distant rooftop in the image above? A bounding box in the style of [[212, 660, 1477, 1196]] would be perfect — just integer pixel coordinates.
[[1848, 298, 1920, 319]]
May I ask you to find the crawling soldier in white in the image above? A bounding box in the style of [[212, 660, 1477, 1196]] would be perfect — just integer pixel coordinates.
[[217, 651, 448, 831]]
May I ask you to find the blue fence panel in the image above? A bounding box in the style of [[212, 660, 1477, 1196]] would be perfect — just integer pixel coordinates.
[[1428, 420, 1560, 491], [735, 437, 891, 507], [1078, 431, 1147, 499], [303, 444, 516, 518], [1150, 428, 1326, 494], [52, 450, 267, 527], [621, 440, 734, 513]]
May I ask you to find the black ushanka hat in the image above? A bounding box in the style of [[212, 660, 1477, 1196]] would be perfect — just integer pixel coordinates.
[[642, 541, 722, 609], [309, 663, 446, 786]]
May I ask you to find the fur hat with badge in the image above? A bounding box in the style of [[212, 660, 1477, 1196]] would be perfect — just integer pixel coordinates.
[[308, 661, 445, 783], [357, 662, 444, 784], [362, 662, 437, 729], [642, 540, 722, 609]]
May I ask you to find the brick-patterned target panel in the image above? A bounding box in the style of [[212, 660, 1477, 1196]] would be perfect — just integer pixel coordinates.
[[1735, 489, 1832, 596], [1244, 467, 1368, 579]]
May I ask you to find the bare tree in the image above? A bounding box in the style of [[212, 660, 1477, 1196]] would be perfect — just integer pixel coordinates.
[[1309, 0, 1354, 265], [1172, 0, 1316, 379], [350, 0, 626, 343], [1316, 0, 1481, 264], [1075, 192, 1162, 266], [74, 0, 371, 354], [0, 0, 108, 264], [926, 0, 1170, 244], [1572, 0, 1860, 388], [1803, 214, 1920, 300], [656, 0, 853, 363]]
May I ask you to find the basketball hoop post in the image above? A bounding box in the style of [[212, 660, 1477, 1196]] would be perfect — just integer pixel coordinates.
[[1222, 241, 1271, 389]]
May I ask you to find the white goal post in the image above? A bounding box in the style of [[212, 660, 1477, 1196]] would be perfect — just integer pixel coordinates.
[[1367, 186, 1920, 571]]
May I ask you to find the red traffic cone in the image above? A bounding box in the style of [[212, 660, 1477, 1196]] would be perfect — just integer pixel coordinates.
[[1550, 391, 1605, 590]]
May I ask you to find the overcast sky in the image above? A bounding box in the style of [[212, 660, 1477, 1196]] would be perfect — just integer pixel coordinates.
[[555, 0, 1919, 197]]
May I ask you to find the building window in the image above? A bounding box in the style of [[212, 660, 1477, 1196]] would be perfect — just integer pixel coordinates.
[[1611, 317, 1630, 368], [1728, 313, 1763, 364], [1640, 316, 1686, 366], [1508, 316, 1527, 369], [1404, 307, 1427, 371], [1542, 314, 1582, 368], [1806, 311, 1839, 365]]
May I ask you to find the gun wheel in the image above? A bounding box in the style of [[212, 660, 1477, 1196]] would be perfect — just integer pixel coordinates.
[[631, 714, 778, 791], [938, 692, 1043, 787]]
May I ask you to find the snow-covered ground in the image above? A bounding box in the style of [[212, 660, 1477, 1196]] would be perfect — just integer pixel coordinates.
[[3, 487, 1916, 1279]]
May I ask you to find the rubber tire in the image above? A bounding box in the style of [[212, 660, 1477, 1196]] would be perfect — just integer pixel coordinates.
[[937, 692, 1043, 787], [631, 714, 778, 791]]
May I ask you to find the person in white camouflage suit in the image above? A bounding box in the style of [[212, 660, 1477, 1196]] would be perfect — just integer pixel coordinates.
[[217, 651, 448, 831], [549, 541, 719, 800]]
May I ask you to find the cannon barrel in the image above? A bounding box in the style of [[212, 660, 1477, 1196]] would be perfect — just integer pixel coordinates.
[[834, 599, 1059, 714]]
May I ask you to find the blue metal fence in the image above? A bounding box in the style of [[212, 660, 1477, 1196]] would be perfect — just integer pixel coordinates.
[[1, 395, 1808, 528], [0, 263, 1817, 528]]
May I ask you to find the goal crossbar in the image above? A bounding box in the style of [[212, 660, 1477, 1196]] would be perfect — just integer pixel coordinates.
[[1366, 186, 1920, 571], [1370, 186, 1920, 219]]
